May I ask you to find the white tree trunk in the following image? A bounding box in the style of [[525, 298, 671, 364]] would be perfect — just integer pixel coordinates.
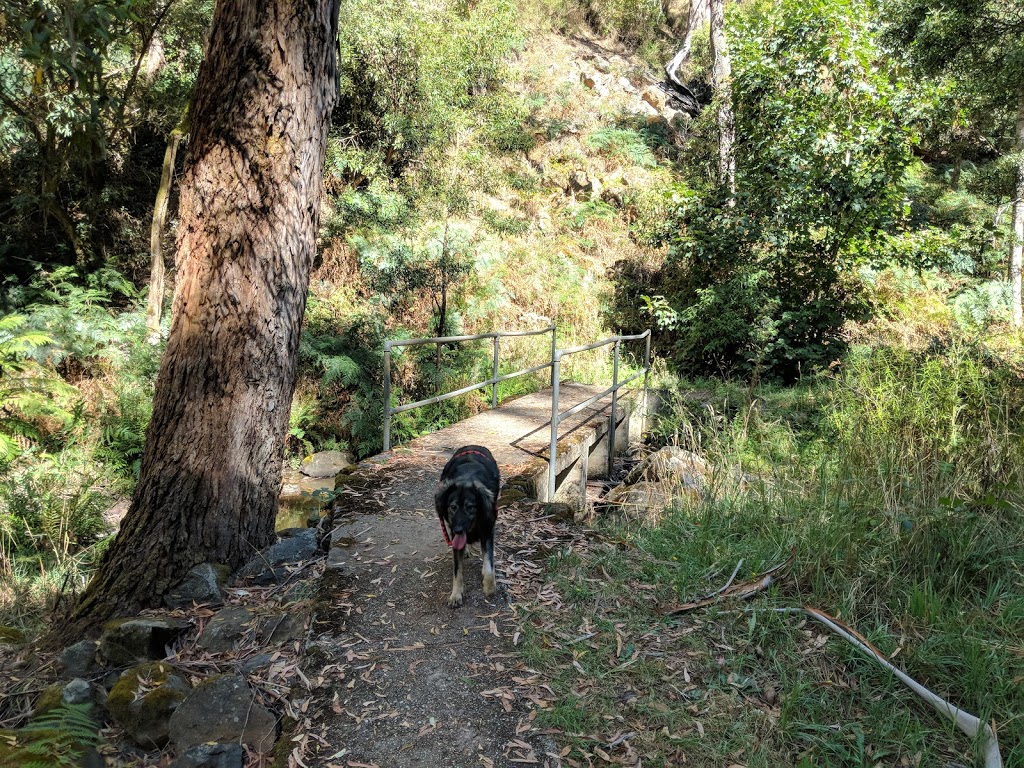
[[665, 0, 709, 88], [1011, 89, 1024, 328], [710, 0, 735, 197]]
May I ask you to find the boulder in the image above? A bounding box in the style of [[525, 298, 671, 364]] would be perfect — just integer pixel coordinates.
[[165, 563, 231, 609], [197, 607, 255, 653], [617, 76, 636, 93], [99, 617, 191, 666], [105, 662, 191, 749], [172, 742, 245, 768], [591, 55, 611, 73], [605, 481, 692, 524], [233, 528, 318, 585], [260, 611, 308, 645], [61, 678, 93, 706], [299, 450, 353, 478], [623, 447, 712, 487], [642, 87, 666, 110], [168, 675, 278, 754], [58, 639, 99, 679]]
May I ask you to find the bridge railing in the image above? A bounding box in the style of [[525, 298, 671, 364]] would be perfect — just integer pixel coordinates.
[[382, 326, 557, 452], [547, 330, 651, 499]]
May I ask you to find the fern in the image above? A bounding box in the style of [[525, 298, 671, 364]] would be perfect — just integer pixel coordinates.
[[321, 354, 363, 388], [8, 703, 100, 766], [586, 128, 657, 168]]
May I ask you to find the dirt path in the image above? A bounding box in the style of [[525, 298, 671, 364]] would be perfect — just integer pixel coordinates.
[[300, 452, 564, 768]]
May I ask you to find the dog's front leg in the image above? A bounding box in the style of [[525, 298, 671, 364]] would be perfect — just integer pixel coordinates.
[[482, 535, 496, 598], [448, 546, 465, 607]]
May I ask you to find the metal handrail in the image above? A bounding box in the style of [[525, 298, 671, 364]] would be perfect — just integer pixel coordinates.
[[382, 325, 556, 451], [547, 330, 651, 500]]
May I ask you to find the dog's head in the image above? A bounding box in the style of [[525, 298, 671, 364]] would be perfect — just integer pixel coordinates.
[[436, 480, 493, 551]]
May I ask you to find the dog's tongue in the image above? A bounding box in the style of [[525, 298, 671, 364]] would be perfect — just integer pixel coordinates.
[[451, 533, 467, 550]]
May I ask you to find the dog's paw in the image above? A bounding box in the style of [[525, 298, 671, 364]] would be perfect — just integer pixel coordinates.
[[447, 591, 464, 608], [483, 573, 496, 597]]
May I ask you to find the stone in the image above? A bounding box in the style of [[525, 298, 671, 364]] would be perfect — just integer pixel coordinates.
[[99, 617, 191, 666], [604, 481, 677, 523], [233, 528, 318, 585], [618, 76, 635, 93], [239, 653, 274, 674], [299, 450, 353, 478], [61, 678, 93, 706], [168, 675, 278, 754], [58, 639, 99, 678], [642, 87, 666, 110], [165, 563, 231, 609], [580, 71, 596, 89], [623, 446, 712, 487], [34, 684, 64, 716], [259, 612, 307, 645], [172, 742, 245, 768], [592, 55, 611, 73], [197, 607, 255, 653], [105, 662, 191, 749]]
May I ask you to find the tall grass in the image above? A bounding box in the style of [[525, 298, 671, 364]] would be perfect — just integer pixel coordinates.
[[521, 336, 1024, 766]]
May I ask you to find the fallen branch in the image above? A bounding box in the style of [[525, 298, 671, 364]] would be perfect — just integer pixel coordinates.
[[666, 550, 792, 615], [775, 606, 1003, 768]]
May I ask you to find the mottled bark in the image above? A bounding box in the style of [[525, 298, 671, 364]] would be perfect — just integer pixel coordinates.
[[62, 0, 341, 636], [710, 0, 735, 198], [145, 109, 189, 344], [665, 0, 709, 89], [1011, 90, 1024, 328]]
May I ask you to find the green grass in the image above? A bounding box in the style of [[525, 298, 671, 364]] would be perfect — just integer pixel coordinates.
[[517, 338, 1024, 766]]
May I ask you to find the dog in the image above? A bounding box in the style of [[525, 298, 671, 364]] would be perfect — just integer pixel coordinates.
[[434, 445, 499, 607]]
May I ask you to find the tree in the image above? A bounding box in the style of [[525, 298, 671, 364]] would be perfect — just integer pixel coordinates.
[[62, 0, 341, 635], [709, 0, 735, 197], [886, 0, 1024, 325]]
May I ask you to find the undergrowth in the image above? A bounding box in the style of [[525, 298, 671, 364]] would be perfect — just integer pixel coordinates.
[[519, 333, 1024, 766]]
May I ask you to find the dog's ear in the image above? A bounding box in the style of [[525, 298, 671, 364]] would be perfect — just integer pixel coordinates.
[[471, 480, 494, 507], [435, 479, 454, 511]]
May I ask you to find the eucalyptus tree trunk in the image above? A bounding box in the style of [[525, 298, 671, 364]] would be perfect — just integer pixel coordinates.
[[710, 0, 735, 198], [63, 0, 340, 636], [1010, 90, 1024, 328], [144, 108, 189, 344], [665, 0, 709, 89]]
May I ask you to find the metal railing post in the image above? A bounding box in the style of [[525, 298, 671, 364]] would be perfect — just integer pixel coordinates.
[[550, 326, 557, 386], [491, 334, 500, 408], [608, 339, 620, 477], [548, 353, 562, 501], [643, 330, 652, 436], [383, 341, 393, 452]]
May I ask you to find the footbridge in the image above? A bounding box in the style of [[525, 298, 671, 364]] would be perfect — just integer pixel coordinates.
[[376, 326, 651, 510]]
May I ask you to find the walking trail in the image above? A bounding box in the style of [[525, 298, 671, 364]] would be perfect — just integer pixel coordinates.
[[299, 385, 615, 767]]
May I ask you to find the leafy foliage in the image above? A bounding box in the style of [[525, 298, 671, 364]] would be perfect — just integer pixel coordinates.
[[5, 703, 101, 767]]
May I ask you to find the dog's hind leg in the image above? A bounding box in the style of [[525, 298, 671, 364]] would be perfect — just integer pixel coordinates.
[[482, 535, 496, 598], [447, 547, 465, 608]]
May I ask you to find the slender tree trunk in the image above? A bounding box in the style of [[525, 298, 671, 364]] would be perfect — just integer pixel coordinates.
[[665, 0, 709, 88], [61, 0, 340, 637], [145, 108, 189, 344], [710, 0, 735, 198], [1011, 90, 1024, 328]]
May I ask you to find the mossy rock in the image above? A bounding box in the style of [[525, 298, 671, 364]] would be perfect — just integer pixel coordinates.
[[0, 626, 26, 644], [33, 684, 63, 717], [106, 662, 190, 749]]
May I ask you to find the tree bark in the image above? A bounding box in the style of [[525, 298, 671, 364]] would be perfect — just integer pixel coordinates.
[[145, 108, 189, 344], [61, 0, 340, 637], [665, 0, 709, 89], [1011, 89, 1024, 328], [709, 0, 735, 198]]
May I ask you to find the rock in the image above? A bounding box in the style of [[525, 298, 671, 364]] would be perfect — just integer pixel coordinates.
[[618, 76, 635, 93], [604, 481, 678, 523], [259, 612, 307, 645], [34, 684, 64, 716], [239, 653, 274, 674], [580, 71, 596, 89], [645, 113, 668, 127], [642, 87, 666, 110], [105, 662, 191, 749], [61, 678, 93, 706], [623, 446, 712, 487], [165, 563, 231, 609], [299, 450, 353, 478], [197, 607, 255, 653], [99, 617, 191, 666], [58, 639, 99, 678], [665, 108, 690, 129], [233, 528, 318, 585], [172, 742, 245, 768], [168, 675, 278, 754], [592, 55, 611, 73]]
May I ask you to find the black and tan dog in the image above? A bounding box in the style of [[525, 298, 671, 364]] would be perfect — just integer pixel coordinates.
[[435, 445, 499, 607]]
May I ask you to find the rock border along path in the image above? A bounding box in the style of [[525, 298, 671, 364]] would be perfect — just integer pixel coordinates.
[[303, 385, 619, 767]]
